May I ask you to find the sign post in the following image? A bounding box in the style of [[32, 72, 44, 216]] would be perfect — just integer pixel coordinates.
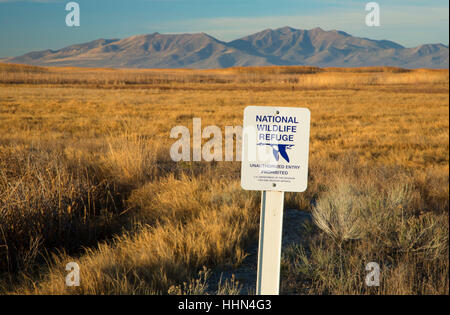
[[257, 190, 285, 295], [240, 106, 310, 295]]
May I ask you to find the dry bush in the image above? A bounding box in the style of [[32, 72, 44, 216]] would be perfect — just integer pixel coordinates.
[[10, 175, 258, 294], [227, 66, 322, 75], [167, 267, 242, 295], [283, 169, 449, 295], [312, 180, 366, 243], [1, 63, 446, 87], [0, 63, 47, 74], [167, 267, 211, 295], [294, 70, 449, 88], [0, 144, 124, 275], [324, 66, 411, 73], [102, 133, 166, 185]]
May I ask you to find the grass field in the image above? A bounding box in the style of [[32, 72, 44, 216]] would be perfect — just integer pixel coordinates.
[[0, 63, 448, 294]]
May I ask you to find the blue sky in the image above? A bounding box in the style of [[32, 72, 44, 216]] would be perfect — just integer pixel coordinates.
[[0, 0, 448, 57]]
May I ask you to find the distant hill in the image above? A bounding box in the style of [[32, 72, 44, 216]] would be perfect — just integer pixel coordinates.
[[4, 27, 449, 69]]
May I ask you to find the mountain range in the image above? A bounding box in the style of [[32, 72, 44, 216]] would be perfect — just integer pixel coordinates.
[[2, 27, 448, 69]]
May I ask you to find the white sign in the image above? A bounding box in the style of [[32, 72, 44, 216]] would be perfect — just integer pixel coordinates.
[[241, 106, 311, 192]]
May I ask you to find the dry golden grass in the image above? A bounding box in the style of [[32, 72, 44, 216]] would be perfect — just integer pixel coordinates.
[[0, 63, 448, 294]]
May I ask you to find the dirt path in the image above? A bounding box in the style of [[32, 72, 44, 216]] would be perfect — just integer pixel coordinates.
[[208, 209, 311, 294]]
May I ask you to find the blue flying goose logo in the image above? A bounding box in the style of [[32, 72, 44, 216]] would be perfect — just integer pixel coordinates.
[[257, 143, 294, 163]]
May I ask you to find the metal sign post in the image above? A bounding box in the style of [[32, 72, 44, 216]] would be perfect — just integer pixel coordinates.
[[241, 106, 310, 295]]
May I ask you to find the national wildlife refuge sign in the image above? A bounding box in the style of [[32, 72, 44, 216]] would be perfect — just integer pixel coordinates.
[[241, 106, 311, 192]]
